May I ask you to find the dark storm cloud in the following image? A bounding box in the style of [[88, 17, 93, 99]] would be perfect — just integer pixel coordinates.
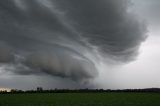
[[24, 51, 97, 81], [0, 0, 147, 81], [0, 42, 14, 63], [54, 0, 147, 59]]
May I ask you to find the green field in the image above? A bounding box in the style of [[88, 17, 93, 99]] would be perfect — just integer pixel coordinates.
[[0, 93, 160, 106]]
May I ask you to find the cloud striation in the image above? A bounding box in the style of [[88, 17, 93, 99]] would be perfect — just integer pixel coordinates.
[[0, 0, 147, 81]]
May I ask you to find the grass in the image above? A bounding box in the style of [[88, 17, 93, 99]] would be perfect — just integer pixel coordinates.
[[0, 93, 160, 106]]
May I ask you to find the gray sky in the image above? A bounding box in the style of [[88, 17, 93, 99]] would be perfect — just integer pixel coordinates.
[[0, 0, 160, 90], [95, 0, 160, 89]]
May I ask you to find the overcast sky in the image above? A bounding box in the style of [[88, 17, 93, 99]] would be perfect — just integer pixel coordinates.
[[0, 0, 160, 90]]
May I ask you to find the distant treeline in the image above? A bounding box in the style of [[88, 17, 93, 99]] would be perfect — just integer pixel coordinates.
[[1, 88, 160, 94]]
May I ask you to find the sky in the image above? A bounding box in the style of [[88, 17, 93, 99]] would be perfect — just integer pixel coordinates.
[[0, 0, 160, 90]]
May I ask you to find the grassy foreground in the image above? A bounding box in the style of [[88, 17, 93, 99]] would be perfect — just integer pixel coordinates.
[[0, 93, 159, 106]]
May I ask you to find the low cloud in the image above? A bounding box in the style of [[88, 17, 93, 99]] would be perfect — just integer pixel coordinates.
[[0, 0, 147, 82]]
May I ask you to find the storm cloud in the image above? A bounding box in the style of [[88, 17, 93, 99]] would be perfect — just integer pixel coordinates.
[[0, 0, 147, 81]]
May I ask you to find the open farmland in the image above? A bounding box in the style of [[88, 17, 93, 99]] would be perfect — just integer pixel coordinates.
[[0, 93, 160, 106]]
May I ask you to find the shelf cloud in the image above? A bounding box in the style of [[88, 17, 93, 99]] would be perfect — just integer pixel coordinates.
[[0, 0, 147, 82]]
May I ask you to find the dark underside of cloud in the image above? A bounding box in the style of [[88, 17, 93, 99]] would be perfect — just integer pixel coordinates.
[[0, 0, 147, 81]]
